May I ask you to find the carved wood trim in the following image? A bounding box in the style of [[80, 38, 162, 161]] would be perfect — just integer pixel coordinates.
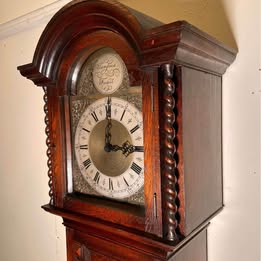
[[160, 64, 180, 242], [43, 87, 55, 204]]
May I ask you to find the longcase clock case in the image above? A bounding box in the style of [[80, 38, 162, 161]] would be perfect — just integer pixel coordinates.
[[18, 0, 237, 260]]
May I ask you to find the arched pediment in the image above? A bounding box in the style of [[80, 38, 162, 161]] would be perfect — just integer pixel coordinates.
[[18, 0, 162, 86]]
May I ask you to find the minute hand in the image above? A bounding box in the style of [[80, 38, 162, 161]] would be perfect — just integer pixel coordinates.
[[104, 97, 112, 152]]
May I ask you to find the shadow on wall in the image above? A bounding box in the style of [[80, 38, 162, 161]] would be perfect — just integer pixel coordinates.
[[120, 0, 237, 49]]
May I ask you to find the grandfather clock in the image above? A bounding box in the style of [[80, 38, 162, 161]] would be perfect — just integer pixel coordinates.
[[18, 0, 237, 260]]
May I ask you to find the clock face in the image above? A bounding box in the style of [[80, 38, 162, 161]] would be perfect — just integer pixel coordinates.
[[93, 53, 124, 94], [74, 97, 144, 199]]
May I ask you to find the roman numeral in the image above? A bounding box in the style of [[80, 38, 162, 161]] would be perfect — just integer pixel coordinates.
[[83, 158, 91, 169], [123, 177, 129, 187], [82, 128, 90, 133], [130, 125, 140, 134], [105, 97, 111, 118], [80, 145, 88, 150], [93, 172, 100, 184], [131, 162, 142, 175], [91, 111, 99, 122], [109, 178, 113, 190], [120, 110, 126, 121]]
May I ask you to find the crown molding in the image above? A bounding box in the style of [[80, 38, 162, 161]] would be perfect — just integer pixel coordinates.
[[0, 0, 71, 40]]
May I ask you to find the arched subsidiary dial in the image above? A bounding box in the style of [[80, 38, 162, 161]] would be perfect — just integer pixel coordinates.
[[74, 97, 144, 199]]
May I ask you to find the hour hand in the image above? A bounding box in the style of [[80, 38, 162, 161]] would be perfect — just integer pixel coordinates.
[[121, 142, 144, 157], [132, 146, 144, 153], [110, 141, 144, 157]]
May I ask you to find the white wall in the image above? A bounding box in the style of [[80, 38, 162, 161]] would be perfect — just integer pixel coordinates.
[[0, 25, 67, 261], [0, 1, 259, 261], [208, 0, 260, 260]]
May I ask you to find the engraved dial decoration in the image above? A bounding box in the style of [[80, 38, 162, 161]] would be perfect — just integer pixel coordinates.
[[74, 97, 144, 199], [93, 53, 124, 94]]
